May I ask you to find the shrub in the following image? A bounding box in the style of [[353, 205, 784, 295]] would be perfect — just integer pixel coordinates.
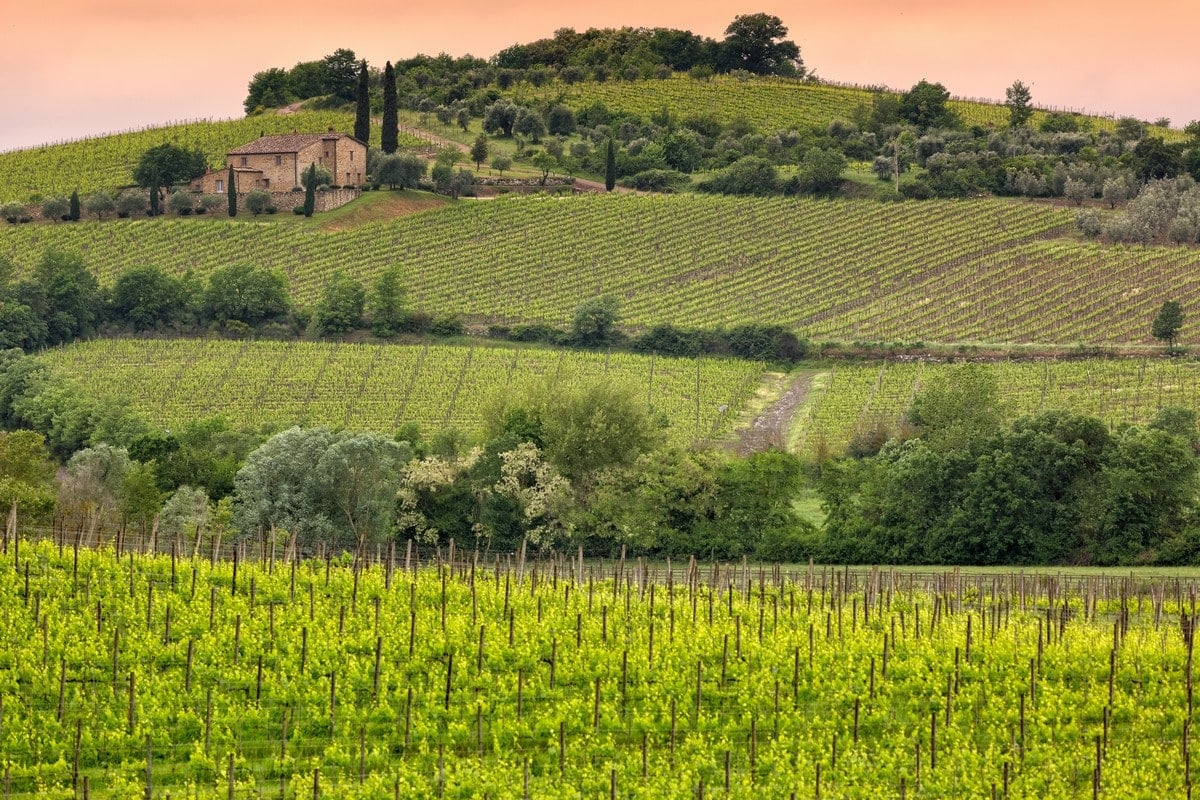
[[618, 169, 689, 193], [199, 194, 225, 214], [42, 196, 70, 221], [115, 191, 146, 218], [244, 190, 272, 215], [1, 202, 26, 224], [1075, 208, 1103, 238], [167, 191, 194, 216], [429, 315, 464, 336]]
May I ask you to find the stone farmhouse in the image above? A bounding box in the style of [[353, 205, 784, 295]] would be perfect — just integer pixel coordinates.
[[192, 130, 368, 194]]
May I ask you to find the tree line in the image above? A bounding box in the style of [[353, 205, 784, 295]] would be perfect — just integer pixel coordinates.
[[4, 346, 1199, 565], [0, 344, 810, 562], [244, 14, 804, 114], [0, 250, 810, 366], [819, 365, 1200, 565]]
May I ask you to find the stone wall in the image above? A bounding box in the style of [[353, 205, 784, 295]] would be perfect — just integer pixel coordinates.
[[234, 187, 360, 214]]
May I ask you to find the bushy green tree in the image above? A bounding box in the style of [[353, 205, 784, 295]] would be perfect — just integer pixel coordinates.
[[514, 108, 546, 143], [1152, 300, 1184, 349], [111, 265, 185, 331], [0, 430, 56, 522], [202, 263, 289, 326], [1005, 80, 1033, 128], [797, 147, 847, 193], [907, 363, 1003, 453], [470, 135, 489, 169], [698, 156, 779, 195], [546, 105, 576, 136], [374, 153, 426, 189], [243, 68, 294, 113], [133, 144, 207, 216], [720, 13, 802, 76], [32, 249, 101, 345], [120, 460, 163, 536], [322, 48, 360, 101], [899, 80, 959, 131], [571, 294, 620, 347], [368, 267, 406, 337], [312, 271, 365, 334], [483, 100, 520, 137]]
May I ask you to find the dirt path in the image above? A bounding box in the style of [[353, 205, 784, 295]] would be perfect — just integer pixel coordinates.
[[729, 371, 814, 456]]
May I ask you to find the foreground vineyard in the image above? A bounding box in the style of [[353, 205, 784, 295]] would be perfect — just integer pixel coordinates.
[[795, 359, 1200, 455], [0, 113, 423, 200], [517, 74, 1181, 141], [1, 538, 1196, 798], [41, 339, 763, 445], [19, 194, 1185, 345]]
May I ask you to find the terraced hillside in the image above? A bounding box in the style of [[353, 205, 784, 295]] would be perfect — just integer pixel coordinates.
[[0, 113, 424, 200], [793, 359, 1200, 456], [516, 74, 1180, 138], [27, 194, 1198, 345], [42, 339, 764, 445]]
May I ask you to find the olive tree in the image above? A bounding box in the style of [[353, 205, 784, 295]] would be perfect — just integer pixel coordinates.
[[84, 192, 116, 220]]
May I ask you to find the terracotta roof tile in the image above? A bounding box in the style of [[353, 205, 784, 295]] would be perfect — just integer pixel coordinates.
[[229, 134, 330, 155]]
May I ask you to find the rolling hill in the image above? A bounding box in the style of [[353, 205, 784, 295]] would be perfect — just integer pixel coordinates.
[[514, 73, 1182, 139], [7, 193, 1199, 346], [41, 338, 763, 445]]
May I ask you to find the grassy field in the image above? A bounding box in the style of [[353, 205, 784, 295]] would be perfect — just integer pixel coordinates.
[[791, 358, 1200, 457], [28, 193, 1200, 346], [3, 539, 1196, 798], [41, 338, 764, 445], [514, 73, 1182, 139]]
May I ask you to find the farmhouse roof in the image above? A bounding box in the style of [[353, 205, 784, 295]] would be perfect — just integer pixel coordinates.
[[227, 132, 363, 155]]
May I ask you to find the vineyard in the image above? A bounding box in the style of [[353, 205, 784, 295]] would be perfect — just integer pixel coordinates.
[[0, 113, 425, 201], [27, 194, 1200, 345], [793, 359, 1200, 456], [40, 339, 764, 445], [514, 74, 1181, 140], [1, 536, 1198, 797]]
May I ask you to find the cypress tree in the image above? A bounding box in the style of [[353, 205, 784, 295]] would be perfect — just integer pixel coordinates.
[[227, 166, 237, 217], [604, 139, 616, 192], [354, 61, 371, 144], [303, 164, 317, 218], [381, 62, 399, 154], [69, 190, 80, 221], [149, 184, 159, 216]]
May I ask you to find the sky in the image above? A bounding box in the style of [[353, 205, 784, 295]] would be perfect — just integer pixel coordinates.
[[1, 1, 1196, 151]]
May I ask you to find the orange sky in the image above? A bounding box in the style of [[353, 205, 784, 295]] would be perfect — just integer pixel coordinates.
[[1, 1, 1196, 151]]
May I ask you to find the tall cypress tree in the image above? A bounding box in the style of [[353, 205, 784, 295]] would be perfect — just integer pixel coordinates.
[[381, 62, 399, 154], [604, 139, 616, 192], [227, 165, 237, 217], [353, 61, 371, 144], [303, 164, 317, 218], [69, 190, 81, 221]]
